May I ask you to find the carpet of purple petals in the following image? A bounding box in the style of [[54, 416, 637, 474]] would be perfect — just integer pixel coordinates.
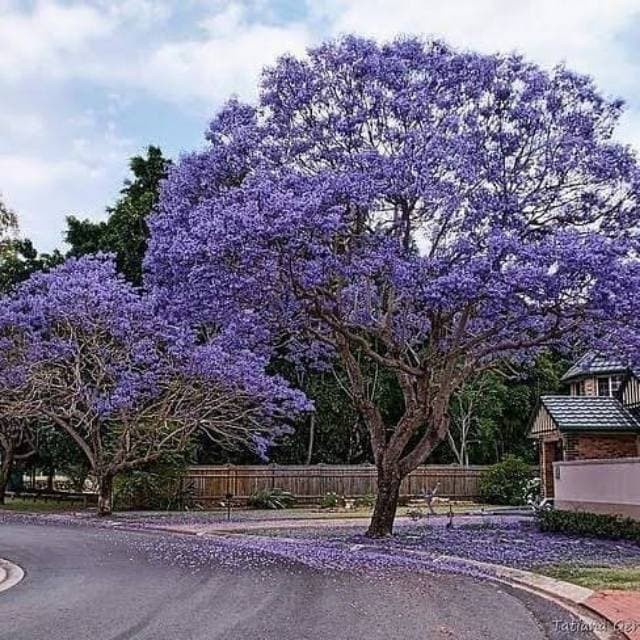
[[2, 511, 638, 578], [351, 520, 640, 570], [234, 519, 640, 570]]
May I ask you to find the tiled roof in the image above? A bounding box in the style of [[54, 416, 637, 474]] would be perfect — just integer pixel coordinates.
[[540, 395, 640, 432], [561, 351, 629, 383]]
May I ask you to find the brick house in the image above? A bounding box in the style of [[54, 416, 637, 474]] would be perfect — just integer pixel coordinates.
[[530, 353, 640, 498]]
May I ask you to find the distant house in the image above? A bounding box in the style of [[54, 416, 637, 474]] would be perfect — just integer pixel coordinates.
[[530, 353, 640, 498]]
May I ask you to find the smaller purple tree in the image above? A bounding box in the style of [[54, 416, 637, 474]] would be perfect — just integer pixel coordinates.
[[0, 256, 305, 515]]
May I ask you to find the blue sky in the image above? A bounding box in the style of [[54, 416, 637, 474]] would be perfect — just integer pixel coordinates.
[[3, 0, 640, 251]]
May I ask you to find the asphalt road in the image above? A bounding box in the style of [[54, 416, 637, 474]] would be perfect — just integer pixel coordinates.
[[0, 522, 598, 640]]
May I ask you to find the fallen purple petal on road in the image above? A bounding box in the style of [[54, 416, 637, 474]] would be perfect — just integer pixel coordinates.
[[2, 512, 638, 582]]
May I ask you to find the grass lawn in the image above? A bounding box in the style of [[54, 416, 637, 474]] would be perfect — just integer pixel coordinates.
[[0, 497, 87, 513], [539, 565, 640, 591]]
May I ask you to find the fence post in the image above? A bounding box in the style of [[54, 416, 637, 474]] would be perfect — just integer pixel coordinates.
[[225, 463, 232, 497]]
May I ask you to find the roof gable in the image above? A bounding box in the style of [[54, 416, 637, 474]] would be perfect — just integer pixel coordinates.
[[561, 351, 629, 383], [539, 396, 640, 433]]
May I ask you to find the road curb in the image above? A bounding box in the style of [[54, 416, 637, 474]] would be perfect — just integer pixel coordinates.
[[375, 548, 629, 640], [451, 556, 638, 640], [0, 558, 24, 594]]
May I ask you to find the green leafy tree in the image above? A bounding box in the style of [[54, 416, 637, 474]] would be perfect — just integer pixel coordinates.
[[0, 238, 63, 294], [26, 426, 91, 492], [270, 368, 371, 465], [0, 194, 17, 248], [66, 146, 170, 284], [0, 194, 18, 278], [446, 353, 567, 465]]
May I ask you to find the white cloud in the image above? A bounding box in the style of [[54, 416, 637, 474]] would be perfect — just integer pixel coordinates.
[[321, 1, 640, 95], [0, 154, 91, 189], [0, 108, 44, 138], [0, 154, 103, 249], [323, 1, 634, 58], [3, 0, 640, 252], [0, 1, 112, 81], [126, 4, 312, 107]]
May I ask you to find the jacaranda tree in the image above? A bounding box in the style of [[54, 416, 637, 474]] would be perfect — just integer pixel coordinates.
[[0, 256, 306, 515], [146, 36, 640, 536]]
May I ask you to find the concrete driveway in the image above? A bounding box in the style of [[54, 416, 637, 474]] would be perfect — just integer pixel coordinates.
[[0, 521, 598, 640]]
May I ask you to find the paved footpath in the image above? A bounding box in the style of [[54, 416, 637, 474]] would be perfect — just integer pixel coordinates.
[[584, 592, 640, 640], [0, 520, 604, 640]]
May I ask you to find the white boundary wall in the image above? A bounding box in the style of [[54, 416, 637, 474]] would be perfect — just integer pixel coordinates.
[[553, 457, 640, 519]]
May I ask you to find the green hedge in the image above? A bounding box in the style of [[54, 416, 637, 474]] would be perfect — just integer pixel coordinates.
[[538, 509, 640, 543]]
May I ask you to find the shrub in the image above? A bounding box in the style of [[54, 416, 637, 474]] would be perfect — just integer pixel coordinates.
[[113, 458, 191, 511], [247, 487, 295, 510], [538, 509, 640, 543], [479, 456, 532, 505], [320, 491, 345, 509], [353, 494, 376, 509]]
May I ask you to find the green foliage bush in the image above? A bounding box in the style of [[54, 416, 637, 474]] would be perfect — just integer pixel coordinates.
[[478, 455, 533, 505], [538, 509, 640, 542], [320, 491, 345, 509], [247, 487, 295, 510], [113, 459, 191, 511]]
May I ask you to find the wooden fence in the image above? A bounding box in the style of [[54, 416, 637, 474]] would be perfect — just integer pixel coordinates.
[[183, 464, 491, 506]]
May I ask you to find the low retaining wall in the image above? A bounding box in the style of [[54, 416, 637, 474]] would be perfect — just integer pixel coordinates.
[[553, 457, 640, 520], [183, 464, 490, 507]]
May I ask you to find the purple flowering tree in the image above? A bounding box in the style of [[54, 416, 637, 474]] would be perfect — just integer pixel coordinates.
[[146, 36, 640, 536], [0, 256, 305, 515]]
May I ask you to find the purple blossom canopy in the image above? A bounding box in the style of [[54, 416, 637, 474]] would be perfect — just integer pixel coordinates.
[[146, 36, 640, 373], [0, 255, 308, 449]]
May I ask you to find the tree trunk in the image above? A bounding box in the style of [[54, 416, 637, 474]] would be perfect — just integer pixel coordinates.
[[366, 469, 401, 538], [0, 448, 14, 506], [97, 474, 114, 516], [305, 414, 315, 465]]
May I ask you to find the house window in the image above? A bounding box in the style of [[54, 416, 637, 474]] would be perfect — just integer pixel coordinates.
[[573, 380, 585, 396], [598, 377, 610, 396], [597, 375, 625, 397], [611, 375, 624, 395]]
